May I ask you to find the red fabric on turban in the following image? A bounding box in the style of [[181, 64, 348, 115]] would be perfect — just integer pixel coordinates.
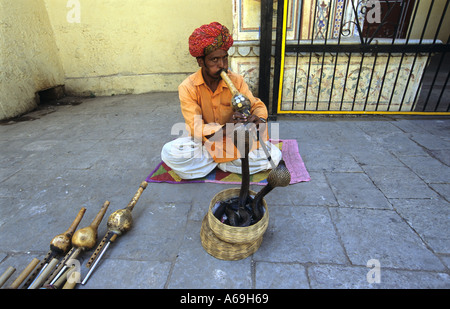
[[189, 22, 233, 58]]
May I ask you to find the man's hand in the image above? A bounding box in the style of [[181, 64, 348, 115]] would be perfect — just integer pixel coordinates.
[[246, 114, 266, 124], [229, 111, 247, 124], [229, 112, 266, 125]]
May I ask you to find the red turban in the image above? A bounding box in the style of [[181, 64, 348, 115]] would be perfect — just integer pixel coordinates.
[[189, 22, 233, 58]]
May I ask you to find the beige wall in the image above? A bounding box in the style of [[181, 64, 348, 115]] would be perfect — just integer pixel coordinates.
[[409, 0, 450, 42], [0, 0, 64, 120], [0, 0, 232, 120], [43, 0, 233, 96]]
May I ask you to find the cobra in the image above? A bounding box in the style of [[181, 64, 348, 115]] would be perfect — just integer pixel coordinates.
[[251, 160, 291, 221], [215, 69, 291, 227]]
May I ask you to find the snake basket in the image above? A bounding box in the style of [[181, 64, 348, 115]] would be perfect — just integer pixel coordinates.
[[200, 188, 269, 261]]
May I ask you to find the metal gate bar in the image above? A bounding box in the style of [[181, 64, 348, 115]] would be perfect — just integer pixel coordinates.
[[268, 0, 450, 115]]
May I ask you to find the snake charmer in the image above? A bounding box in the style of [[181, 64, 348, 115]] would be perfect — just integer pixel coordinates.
[[161, 22, 282, 179]]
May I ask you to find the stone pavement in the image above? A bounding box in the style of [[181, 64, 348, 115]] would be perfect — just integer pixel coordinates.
[[0, 92, 449, 289]]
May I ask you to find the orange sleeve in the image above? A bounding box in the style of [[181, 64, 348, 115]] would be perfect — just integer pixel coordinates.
[[178, 81, 223, 143]]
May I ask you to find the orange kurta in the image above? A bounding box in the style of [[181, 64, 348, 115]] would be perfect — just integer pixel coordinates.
[[178, 69, 268, 163]]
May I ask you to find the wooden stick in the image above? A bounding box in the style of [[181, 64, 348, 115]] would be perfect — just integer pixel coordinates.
[[62, 269, 80, 289], [0, 266, 15, 288], [125, 181, 148, 212], [28, 258, 59, 289], [9, 258, 40, 289], [52, 267, 71, 289]]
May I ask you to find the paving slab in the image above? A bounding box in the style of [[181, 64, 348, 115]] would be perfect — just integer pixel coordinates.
[[395, 155, 450, 184], [0, 92, 449, 290], [390, 198, 450, 254], [361, 165, 440, 199], [255, 262, 309, 289], [308, 264, 450, 289], [254, 206, 348, 265], [167, 221, 253, 289], [326, 172, 392, 209], [329, 207, 446, 271], [80, 259, 172, 289]]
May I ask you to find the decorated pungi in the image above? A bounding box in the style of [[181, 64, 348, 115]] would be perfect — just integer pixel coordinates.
[[19, 207, 86, 289], [48, 201, 110, 289], [81, 181, 148, 285]]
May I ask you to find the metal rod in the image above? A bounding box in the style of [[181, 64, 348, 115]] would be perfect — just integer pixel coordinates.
[[28, 258, 59, 289], [27, 262, 49, 289], [258, 0, 273, 111], [437, 55, 450, 111], [315, 0, 333, 110], [383, 0, 410, 112], [81, 241, 110, 285], [340, 52, 352, 110], [390, 0, 414, 111], [47, 267, 71, 289], [291, 0, 304, 111], [51, 247, 81, 285], [399, 0, 421, 111], [285, 43, 449, 54], [21, 251, 52, 288], [363, 54, 378, 111], [46, 258, 66, 286], [424, 1, 450, 110], [46, 243, 76, 286], [272, 0, 285, 116], [352, 53, 365, 111], [328, 0, 347, 110], [304, 0, 319, 110], [412, 0, 436, 111]]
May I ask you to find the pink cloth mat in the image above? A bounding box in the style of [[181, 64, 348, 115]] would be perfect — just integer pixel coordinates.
[[146, 139, 310, 185]]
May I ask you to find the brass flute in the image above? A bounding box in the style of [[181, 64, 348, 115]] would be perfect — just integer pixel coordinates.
[[82, 181, 148, 285], [220, 69, 251, 117], [22, 207, 86, 289], [50, 201, 110, 288]]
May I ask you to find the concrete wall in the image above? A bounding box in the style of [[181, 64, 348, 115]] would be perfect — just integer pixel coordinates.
[[0, 0, 65, 120], [0, 0, 232, 120], [43, 0, 233, 96]]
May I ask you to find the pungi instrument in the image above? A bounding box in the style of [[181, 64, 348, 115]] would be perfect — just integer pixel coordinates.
[[81, 181, 148, 285], [22, 207, 86, 288], [50, 201, 109, 287], [220, 69, 251, 117]]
